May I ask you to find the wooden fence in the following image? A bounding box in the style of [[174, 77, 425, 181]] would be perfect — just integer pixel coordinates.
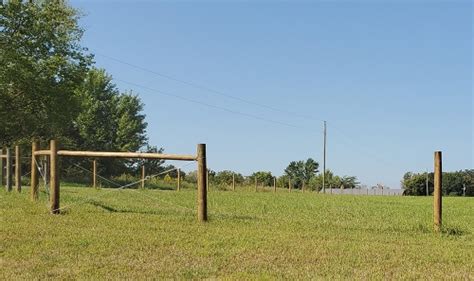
[[28, 140, 208, 222]]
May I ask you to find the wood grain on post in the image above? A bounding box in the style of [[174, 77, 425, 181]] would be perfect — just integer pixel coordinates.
[[232, 173, 235, 191], [15, 145, 21, 192], [0, 148, 3, 187], [197, 144, 207, 222], [31, 141, 39, 201], [50, 140, 60, 214], [92, 160, 97, 189], [177, 168, 181, 191], [6, 148, 12, 192], [434, 151, 442, 232], [141, 164, 145, 189]]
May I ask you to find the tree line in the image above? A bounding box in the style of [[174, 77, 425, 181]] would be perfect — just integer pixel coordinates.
[[0, 1, 159, 178], [0, 1, 362, 187], [402, 170, 473, 196]]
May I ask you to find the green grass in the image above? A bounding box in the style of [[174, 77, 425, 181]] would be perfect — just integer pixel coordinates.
[[1, 186, 473, 279]]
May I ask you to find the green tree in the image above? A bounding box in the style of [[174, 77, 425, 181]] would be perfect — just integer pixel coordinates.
[[340, 176, 360, 189], [401, 170, 474, 196], [74, 69, 118, 151], [0, 0, 92, 145], [284, 158, 319, 188], [250, 171, 273, 186], [215, 170, 244, 186]]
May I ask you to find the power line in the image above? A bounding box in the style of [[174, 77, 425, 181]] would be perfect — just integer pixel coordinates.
[[96, 52, 324, 122], [96, 52, 404, 181], [114, 78, 316, 132]]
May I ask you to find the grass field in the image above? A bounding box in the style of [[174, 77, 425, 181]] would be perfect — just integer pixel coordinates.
[[1, 186, 473, 279]]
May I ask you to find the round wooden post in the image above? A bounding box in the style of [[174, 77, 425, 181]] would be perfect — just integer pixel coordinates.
[[31, 141, 39, 201], [15, 145, 21, 192], [434, 151, 442, 232], [92, 159, 97, 189], [255, 177, 257, 192], [206, 169, 209, 192], [232, 172, 235, 191], [302, 181, 305, 193], [50, 140, 60, 214], [273, 177, 276, 193], [197, 144, 207, 222], [177, 168, 181, 191], [0, 148, 4, 187], [141, 164, 145, 189], [6, 148, 12, 192], [288, 178, 291, 193]]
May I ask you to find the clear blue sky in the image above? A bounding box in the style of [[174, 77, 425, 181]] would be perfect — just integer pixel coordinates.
[[71, 0, 472, 188]]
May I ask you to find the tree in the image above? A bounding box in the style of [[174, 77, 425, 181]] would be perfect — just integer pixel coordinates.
[[70, 68, 150, 177], [0, 0, 92, 145], [401, 170, 474, 196], [114, 92, 148, 152], [214, 170, 244, 185], [250, 171, 273, 186], [284, 158, 319, 188], [340, 176, 360, 189], [74, 69, 118, 151]]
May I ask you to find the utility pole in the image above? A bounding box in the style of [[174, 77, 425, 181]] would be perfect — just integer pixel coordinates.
[[322, 121, 327, 194]]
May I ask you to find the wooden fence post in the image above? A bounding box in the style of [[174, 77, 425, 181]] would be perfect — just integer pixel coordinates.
[[255, 177, 257, 192], [0, 148, 3, 187], [206, 169, 209, 192], [434, 151, 442, 232], [197, 144, 207, 222], [232, 172, 235, 191], [288, 178, 291, 192], [50, 140, 60, 214], [31, 141, 39, 201], [15, 145, 21, 192], [302, 182, 305, 193], [92, 159, 97, 189], [141, 164, 145, 189], [273, 177, 276, 193], [6, 148, 12, 192], [177, 168, 181, 191]]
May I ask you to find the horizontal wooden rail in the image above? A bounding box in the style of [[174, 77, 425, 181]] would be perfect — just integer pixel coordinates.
[[56, 150, 197, 161], [33, 150, 51, 156]]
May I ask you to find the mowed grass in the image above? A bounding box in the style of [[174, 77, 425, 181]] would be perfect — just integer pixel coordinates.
[[1, 186, 473, 280]]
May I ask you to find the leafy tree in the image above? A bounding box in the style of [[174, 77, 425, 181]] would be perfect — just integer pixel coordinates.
[[0, 0, 92, 145], [214, 170, 244, 185], [70, 68, 150, 177], [115, 92, 147, 152], [340, 176, 360, 189], [137, 145, 165, 175], [250, 171, 273, 186], [284, 158, 319, 188], [402, 170, 473, 196], [74, 69, 118, 151]]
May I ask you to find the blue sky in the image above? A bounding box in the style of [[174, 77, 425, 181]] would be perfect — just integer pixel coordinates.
[[71, 0, 472, 188]]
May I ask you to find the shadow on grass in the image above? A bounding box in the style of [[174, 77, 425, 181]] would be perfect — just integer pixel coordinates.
[[87, 199, 179, 216], [441, 226, 468, 237]]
